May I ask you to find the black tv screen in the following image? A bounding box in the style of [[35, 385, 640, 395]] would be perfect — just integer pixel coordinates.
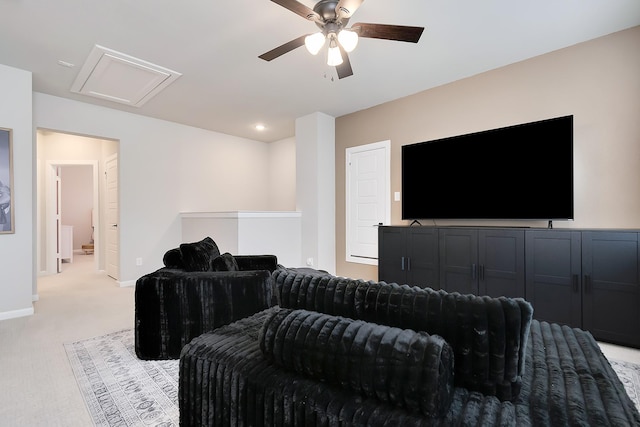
[[402, 115, 574, 220]]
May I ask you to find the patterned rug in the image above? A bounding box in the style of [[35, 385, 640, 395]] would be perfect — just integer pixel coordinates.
[[610, 359, 640, 412], [65, 329, 179, 427], [65, 329, 640, 426]]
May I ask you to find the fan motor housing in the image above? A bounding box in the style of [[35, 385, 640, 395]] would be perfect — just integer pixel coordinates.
[[315, 0, 347, 22]]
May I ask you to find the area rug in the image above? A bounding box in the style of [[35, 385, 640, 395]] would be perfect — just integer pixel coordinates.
[[66, 329, 639, 426], [610, 359, 640, 412], [65, 329, 179, 427]]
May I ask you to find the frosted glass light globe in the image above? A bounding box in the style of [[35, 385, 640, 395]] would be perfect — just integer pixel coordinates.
[[338, 29, 358, 52], [327, 46, 343, 66], [304, 32, 325, 55]]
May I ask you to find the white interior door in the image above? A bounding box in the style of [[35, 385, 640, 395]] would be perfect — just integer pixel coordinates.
[[346, 140, 390, 265], [105, 154, 119, 280]]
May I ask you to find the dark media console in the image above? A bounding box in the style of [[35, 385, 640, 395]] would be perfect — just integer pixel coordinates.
[[378, 225, 640, 348]]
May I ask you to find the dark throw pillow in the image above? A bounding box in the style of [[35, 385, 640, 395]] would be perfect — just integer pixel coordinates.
[[179, 237, 221, 272], [211, 252, 239, 272], [162, 248, 184, 269]]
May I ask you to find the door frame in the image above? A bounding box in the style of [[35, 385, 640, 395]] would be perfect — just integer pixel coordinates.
[[44, 160, 100, 275], [104, 153, 119, 281], [345, 140, 391, 265]]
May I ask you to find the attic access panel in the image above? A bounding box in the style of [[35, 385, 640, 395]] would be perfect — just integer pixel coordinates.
[[71, 45, 181, 107]]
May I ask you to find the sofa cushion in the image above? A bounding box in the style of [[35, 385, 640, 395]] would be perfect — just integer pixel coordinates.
[[259, 308, 455, 417], [179, 236, 221, 272], [272, 269, 533, 401], [211, 252, 239, 271]]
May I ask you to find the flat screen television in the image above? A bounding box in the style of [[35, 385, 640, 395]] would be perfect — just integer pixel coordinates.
[[402, 115, 574, 220]]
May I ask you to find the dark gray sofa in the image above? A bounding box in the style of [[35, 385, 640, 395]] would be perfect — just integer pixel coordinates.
[[134, 237, 278, 360], [179, 268, 640, 426]]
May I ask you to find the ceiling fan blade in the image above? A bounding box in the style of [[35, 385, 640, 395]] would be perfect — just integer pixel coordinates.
[[336, 47, 353, 79], [271, 0, 320, 21], [258, 35, 307, 61], [352, 23, 424, 43], [335, 0, 364, 19]]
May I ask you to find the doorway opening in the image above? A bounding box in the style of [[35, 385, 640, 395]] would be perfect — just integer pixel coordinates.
[[51, 163, 97, 274], [36, 129, 120, 288]]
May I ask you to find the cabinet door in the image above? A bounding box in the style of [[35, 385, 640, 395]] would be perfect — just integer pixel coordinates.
[[439, 228, 478, 294], [479, 229, 525, 298], [582, 231, 640, 347], [378, 227, 407, 284], [525, 230, 582, 328], [407, 227, 440, 289]]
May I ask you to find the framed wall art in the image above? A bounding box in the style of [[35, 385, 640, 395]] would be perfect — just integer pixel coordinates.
[[0, 128, 14, 234]]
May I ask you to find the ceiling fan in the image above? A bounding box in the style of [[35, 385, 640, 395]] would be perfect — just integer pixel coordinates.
[[259, 0, 425, 79]]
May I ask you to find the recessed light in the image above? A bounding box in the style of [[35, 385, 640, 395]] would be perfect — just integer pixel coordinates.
[[255, 124, 266, 131]]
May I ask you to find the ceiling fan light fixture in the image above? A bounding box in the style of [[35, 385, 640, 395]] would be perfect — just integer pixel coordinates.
[[304, 32, 325, 55], [337, 29, 358, 52], [260, 0, 426, 79]]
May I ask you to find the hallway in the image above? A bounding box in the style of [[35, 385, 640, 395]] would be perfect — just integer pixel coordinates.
[[0, 254, 134, 426]]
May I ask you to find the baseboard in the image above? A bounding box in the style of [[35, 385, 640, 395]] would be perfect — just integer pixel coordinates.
[[38, 270, 56, 277], [118, 280, 136, 288], [0, 306, 34, 321]]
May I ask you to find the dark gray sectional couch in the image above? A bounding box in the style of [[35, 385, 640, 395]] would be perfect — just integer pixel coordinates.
[[178, 268, 640, 426]]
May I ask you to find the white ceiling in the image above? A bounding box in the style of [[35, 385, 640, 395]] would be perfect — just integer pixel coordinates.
[[1, 0, 639, 142]]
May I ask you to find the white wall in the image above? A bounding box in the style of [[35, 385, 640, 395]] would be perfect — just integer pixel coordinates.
[[268, 136, 296, 211], [33, 92, 283, 286], [296, 113, 336, 274], [0, 63, 301, 320], [0, 64, 33, 319], [0, 63, 299, 320]]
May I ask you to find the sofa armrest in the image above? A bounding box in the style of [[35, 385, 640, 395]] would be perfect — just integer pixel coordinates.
[[135, 268, 274, 360], [234, 255, 278, 272]]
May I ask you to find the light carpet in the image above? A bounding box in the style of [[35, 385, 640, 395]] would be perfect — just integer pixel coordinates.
[[66, 328, 640, 427]]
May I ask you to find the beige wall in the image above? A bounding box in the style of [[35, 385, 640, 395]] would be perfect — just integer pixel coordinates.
[[335, 26, 640, 281]]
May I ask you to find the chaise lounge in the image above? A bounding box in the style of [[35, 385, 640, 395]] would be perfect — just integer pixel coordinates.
[[179, 267, 640, 426]]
